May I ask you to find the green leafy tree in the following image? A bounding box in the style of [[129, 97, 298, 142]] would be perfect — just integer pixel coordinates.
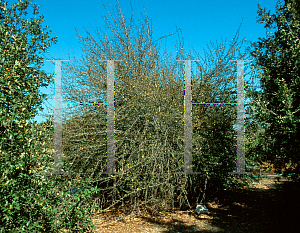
[[246, 0, 300, 181], [0, 0, 100, 231]]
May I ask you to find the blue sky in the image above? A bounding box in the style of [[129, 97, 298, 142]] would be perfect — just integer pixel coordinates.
[[8, 0, 278, 123]]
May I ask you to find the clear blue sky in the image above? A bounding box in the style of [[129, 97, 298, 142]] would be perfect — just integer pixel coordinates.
[[8, 0, 278, 123]]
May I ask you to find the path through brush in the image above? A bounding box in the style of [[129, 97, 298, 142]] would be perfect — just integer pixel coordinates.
[[86, 176, 300, 233]]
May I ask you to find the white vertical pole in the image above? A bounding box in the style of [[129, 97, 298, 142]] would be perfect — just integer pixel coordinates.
[[184, 60, 193, 174], [106, 60, 115, 174], [176, 60, 201, 175], [229, 60, 253, 175], [54, 61, 63, 174], [236, 60, 245, 173]]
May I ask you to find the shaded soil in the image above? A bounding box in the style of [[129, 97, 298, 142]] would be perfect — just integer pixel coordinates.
[[90, 176, 300, 232]]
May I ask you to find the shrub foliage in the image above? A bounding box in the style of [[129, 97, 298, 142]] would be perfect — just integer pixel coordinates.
[[246, 0, 300, 181], [57, 0, 255, 216], [0, 0, 100, 232]]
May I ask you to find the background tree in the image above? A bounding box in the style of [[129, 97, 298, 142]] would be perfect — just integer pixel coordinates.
[[246, 0, 300, 181], [0, 0, 100, 231], [57, 0, 255, 217]]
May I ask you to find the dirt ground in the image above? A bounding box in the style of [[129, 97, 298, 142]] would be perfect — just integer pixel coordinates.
[[89, 176, 300, 233]]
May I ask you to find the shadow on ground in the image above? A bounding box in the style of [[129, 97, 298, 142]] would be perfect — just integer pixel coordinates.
[[137, 177, 300, 233]]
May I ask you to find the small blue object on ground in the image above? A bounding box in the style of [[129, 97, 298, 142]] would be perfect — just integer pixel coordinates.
[[68, 186, 85, 196]]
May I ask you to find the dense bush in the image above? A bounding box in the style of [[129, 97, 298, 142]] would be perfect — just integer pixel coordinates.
[[246, 0, 300, 182], [0, 1, 100, 231], [55, 0, 256, 216]]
